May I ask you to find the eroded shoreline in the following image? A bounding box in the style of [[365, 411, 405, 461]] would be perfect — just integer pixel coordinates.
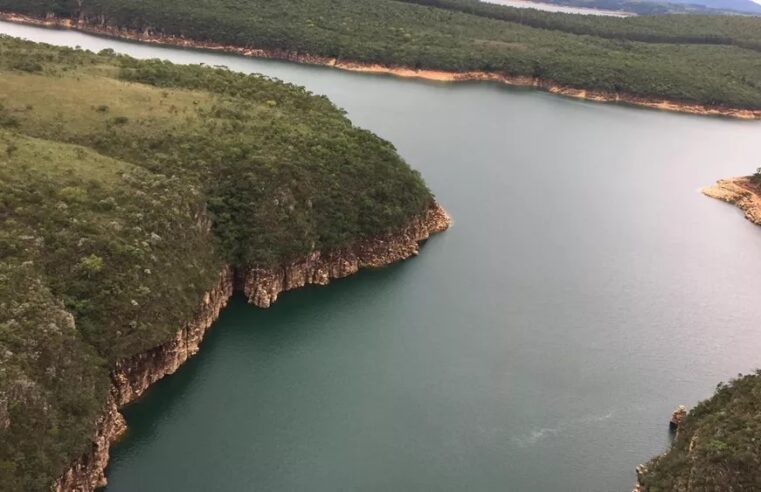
[[53, 203, 451, 491], [2, 11, 761, 120], [702, 177, 761, 225]]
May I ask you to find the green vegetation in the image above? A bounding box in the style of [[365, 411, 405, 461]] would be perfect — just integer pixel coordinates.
[[638, 372, 761, 491], [3, 0, 761, 108], [0, 37, 432, 490]]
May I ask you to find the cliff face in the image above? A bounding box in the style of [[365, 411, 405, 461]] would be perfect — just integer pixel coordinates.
[[1, 12, 759, 120], [702, 177, 761, 225], [242, 203, 451, 307], [52, 204, 450, 491], [53, 266, 235, 492]]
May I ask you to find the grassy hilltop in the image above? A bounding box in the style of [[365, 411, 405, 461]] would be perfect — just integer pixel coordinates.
[[0, 37, 432, 490], [3, 0, 761, 109]]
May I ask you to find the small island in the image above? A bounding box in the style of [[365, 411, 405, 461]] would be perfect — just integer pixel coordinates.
[[0, 38, 448, 491]]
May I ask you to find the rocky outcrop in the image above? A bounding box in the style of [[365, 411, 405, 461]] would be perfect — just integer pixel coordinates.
[[1, 11, 760, 120], [632, 405, 691, 492], [52, 204, 450, 491], [53, 393, 126, 492], [702, 177, 761, 225], [669, 405, 687, 433], [53, 266, 235, 492], [241, 203, 451, 307]]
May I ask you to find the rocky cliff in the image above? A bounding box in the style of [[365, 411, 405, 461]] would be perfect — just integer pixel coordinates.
[[702, 177, 761, 225], [53, 266, 235, 492], [242, 203, 451, 307], [52, 204, 450, 491]]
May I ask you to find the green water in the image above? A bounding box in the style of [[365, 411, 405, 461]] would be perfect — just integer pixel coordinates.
[[3, 20, 761, 491]]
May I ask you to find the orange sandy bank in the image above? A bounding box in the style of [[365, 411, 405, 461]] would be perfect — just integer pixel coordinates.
[[702, 177, 761, 225], [2, 11, 761, 120]]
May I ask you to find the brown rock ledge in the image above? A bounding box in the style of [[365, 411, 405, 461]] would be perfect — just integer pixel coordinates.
[[242, 203, 452, 307], [702, 176, 761, 226], [53, 203, 450, 491]]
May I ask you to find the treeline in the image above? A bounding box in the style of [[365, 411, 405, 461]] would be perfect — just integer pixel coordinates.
[[0, 38, 432, 490], [1, 0, 761, 108], [399, 0, 761, 50]]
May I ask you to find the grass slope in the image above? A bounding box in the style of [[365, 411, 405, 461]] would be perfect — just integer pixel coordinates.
[[0, 37, 433, 491]]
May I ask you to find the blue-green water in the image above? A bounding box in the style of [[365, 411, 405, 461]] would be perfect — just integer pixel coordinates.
[[3, 20, 761, 491]]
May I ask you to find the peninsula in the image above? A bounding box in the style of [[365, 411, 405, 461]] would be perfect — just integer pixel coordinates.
[[0, 37, 449, 491]]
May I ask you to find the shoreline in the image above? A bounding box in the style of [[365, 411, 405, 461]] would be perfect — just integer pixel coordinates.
[[702, 177, 761, 225], [2, 11, 761, 120], [53, 203, 451, 491]]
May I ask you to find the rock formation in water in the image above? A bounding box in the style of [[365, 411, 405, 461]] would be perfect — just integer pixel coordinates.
[[669, 405, 687, 432]]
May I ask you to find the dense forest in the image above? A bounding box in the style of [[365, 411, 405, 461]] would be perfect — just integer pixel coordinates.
[[2, 0, 761, 109], [637, 372, 761, 490], [0, 37, 433, 490]]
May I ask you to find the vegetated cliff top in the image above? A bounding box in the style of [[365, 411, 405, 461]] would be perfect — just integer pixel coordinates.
[[4, 0, 761, 108], [0, 37, 432, 491], [637, 371, 761, 491]]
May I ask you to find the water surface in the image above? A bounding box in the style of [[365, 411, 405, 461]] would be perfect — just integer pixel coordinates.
[[2, 20, 761, 491], [481, 0, 633, 16]]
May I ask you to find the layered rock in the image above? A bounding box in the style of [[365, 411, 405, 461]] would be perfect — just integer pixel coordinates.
[[1, 11, 760, 120], [241, 203, 451, 307], [54, 266, 235, 492], [52, 204, 450, 491], [702, 177, 761, 225]]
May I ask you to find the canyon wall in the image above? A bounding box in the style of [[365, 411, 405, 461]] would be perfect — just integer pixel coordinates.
[[53, 266, 235, 491], [242, 203, 451, 307], [52, 204, 450, 491]]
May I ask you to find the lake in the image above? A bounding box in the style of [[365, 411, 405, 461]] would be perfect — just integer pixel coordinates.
[[2, 20, 761, 491], [480, 0, 633, 16]]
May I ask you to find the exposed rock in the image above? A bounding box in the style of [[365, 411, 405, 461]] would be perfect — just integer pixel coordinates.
[[702, 177, 761, 225], [52, 204, 451, 491], [633, 464, 648, 492], [53, 266, 234, 492], [241, 203, 452, 307], [669, 405, 687, 432], [53, 392, 126, 492]]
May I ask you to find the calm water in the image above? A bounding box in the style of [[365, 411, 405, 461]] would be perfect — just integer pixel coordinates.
[[4, 21, 761, 492], [481, 0, 633, 16]]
